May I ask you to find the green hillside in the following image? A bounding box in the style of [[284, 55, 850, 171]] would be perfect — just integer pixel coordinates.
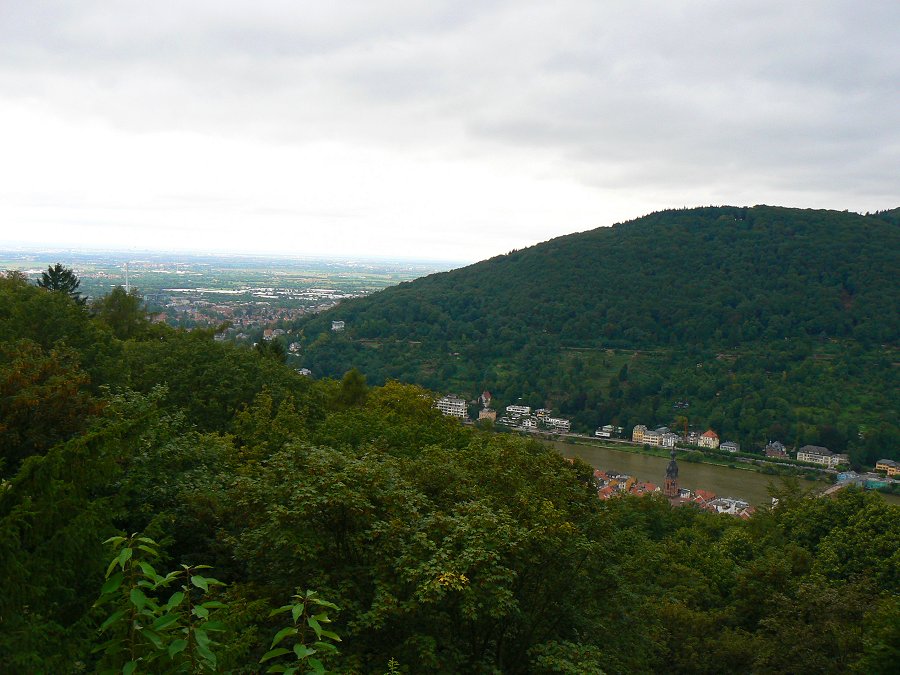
[[296, 206, 899, 462], [2, 270, 898, 673]]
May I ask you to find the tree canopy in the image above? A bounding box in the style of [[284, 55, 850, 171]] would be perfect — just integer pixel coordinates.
[[0, 271, 897, 672]]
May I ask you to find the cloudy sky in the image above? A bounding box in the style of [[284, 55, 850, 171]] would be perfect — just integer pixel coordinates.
[[1, 1, 897, 262]]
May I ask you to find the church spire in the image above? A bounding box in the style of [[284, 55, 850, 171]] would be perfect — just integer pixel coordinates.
[[664, 448, 679, 498]]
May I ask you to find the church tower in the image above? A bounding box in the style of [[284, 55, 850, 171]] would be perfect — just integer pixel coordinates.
[[664, 448, 679, 498]]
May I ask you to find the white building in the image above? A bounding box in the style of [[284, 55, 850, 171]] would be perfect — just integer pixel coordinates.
[[720, 441, 740, 453], [436, 395, 468, 419], [506, 405, 531, 416], [796, 445, 841, 467], [331, 320, 345, 332], [706, 498, 751, 515], [595, 424, 623, 438], [699, 430, 720, 449], [661, 432, 679, 448], [546, 417, 571, 432]]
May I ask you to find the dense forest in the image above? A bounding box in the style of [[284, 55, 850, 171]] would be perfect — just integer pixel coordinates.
[[295, 206, 899, 464], [1, 269, 898, 673]]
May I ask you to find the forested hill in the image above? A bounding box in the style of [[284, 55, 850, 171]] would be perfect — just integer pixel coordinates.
[[2, 267, 899, 673], [304, 206, 898, 348], [296, 206, 899, 459]]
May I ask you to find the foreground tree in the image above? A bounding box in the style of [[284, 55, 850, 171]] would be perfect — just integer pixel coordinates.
[[0, 339, 98, 476], [36, 263, 86, 305]]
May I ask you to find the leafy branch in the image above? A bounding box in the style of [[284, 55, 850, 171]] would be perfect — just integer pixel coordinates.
[[260, 589, 341, 675], [93, 534, 227, 674]]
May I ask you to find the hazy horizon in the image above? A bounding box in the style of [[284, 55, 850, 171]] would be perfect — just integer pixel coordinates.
[[2, 2, 898, 261], [0, 243, 466, 268]]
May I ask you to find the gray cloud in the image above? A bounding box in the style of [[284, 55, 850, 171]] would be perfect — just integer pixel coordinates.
[[0, 0, 897, 258]]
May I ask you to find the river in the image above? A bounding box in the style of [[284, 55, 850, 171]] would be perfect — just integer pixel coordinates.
[[552, 440, 900, 507], [552, 440, 794, 506]]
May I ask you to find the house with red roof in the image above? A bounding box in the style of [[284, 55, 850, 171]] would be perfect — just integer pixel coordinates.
[[698, 429, 720, 449], [630, 481, 658, 496], [693, 489, 717, 504], [598, 485, 617, 500]]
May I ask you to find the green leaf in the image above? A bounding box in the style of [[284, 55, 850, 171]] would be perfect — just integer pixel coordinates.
[[310, 598, 339, 611], [200, 600, 227, 609], [307, 615, 322, 639], [143, 628, 164, 650], [320, 629, 341, 642], [136, 545, 158, 557], [137, 561, 157, 578], [196, 641, 216, 665], [193, 605, 210, 619], [294, 644, 316, 659], [116, 547, 133, 570], [168, 639, 188, 658], [136, 536, 158, 545], [260, 647, 292, 663], [104, 535, 126, 545], [271, 626, 298, 648], [105, 556, 121, 579], [191, 575, 209, 591], [122, 661, 138, 675], [194, 628, 211, 648], [269, 605, 293, 617], [291, 603, 304, 624], [99, 609, 126, 632], [201, 620, 227, 632], [308, 657, 325, 675], [129, 588, 148, 612], [101, 572, 124, 595], [151, 613, 179, 631], [165, 591, 185, 611]]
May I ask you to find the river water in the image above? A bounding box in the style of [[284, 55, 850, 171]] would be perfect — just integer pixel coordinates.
[[551, 440, 900, 507], [551, 440, 789, 506]]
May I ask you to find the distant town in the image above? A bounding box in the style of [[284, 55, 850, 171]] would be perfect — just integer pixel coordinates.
[[0, 249, 452, 342], [435, 392, 900, 509]]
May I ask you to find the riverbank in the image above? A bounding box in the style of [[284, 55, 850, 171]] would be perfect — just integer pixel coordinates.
[[524, 430, 832, 483], [550, 439, 778, 505]]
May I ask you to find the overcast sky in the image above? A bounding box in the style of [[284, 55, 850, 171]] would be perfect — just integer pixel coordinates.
[[1, 1, 897, 263]]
